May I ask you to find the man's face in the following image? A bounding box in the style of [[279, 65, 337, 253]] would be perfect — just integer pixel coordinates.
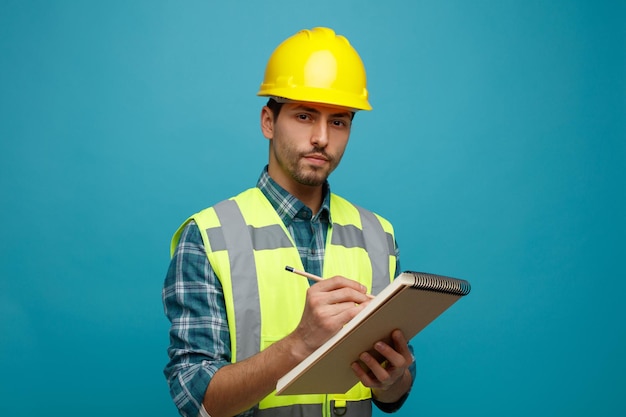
[[262, 102, 353, 192]]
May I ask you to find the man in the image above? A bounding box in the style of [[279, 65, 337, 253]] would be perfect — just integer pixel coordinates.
[[163, 27, 415, 417]]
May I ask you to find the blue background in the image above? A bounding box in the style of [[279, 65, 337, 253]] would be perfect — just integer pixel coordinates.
[[1, 1, 624, 415]]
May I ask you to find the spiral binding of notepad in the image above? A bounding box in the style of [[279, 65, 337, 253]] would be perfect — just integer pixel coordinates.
[[405, 271, 472, 296]]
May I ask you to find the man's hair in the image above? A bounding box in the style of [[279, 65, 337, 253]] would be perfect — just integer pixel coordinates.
[[266, 98, 284, 121]]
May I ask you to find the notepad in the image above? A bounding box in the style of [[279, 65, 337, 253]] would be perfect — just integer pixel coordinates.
[[276, 271, 471, 395]]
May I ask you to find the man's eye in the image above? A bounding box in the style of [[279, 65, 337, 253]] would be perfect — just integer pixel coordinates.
[[297, 114, 311, 121]]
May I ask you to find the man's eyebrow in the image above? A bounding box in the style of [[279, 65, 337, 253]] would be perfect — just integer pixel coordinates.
[[294, 105, 352, 118], [330, 111, 353, 118]]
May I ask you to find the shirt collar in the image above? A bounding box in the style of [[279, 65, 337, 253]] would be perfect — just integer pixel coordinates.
[[256, 166, 331, 227]]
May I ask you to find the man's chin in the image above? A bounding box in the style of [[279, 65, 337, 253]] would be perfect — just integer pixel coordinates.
[[291, 161, 336, 186], [293, 171, 328, 187]]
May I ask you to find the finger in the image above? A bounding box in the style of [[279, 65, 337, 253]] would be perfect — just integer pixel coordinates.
[[373, 340, 411, 369], [309, 285, 371, 306], [323, 300, 368, 323], [391, 329, 408, 345], [362, 351, 395, 383], [313, 276, 370, 300], [389, 330, 414, 362], [351, 359, 381, 388]]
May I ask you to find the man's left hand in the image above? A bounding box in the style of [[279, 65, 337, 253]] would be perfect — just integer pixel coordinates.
[[350, 329, 413, 400]]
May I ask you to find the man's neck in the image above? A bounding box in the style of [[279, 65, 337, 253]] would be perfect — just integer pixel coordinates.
[[294, 187, 323, 214], [283, 182, 324, 214]]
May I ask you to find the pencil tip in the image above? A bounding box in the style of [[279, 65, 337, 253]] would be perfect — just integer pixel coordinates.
[[285, 266, 293, 272]]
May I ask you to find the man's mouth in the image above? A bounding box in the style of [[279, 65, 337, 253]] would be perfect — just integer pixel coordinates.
[[303, 153, 330, 166]]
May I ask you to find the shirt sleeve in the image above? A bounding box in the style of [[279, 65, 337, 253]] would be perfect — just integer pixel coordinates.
[[162, 221, 231, 417]]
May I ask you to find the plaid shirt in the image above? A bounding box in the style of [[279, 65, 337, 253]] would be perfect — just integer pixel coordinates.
[[163, 167, 403, 417]]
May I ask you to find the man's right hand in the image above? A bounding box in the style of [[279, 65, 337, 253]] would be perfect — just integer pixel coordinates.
[[288, 275, 372, 361]]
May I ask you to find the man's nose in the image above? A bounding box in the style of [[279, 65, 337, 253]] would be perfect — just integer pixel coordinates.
[[311, 120, 329, 148]]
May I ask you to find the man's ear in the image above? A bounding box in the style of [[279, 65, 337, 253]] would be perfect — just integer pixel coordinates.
[[260, 106, 274, 139]]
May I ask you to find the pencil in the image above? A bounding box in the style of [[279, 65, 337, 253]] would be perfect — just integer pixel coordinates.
[[284, 266, 375, 299], [285, 265, 323, 282]]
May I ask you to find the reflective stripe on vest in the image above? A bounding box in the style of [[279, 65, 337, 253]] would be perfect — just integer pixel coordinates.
[[176, 188, 396, 416], [350, 205, 395, 296], [255, 398, 372, 417]]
